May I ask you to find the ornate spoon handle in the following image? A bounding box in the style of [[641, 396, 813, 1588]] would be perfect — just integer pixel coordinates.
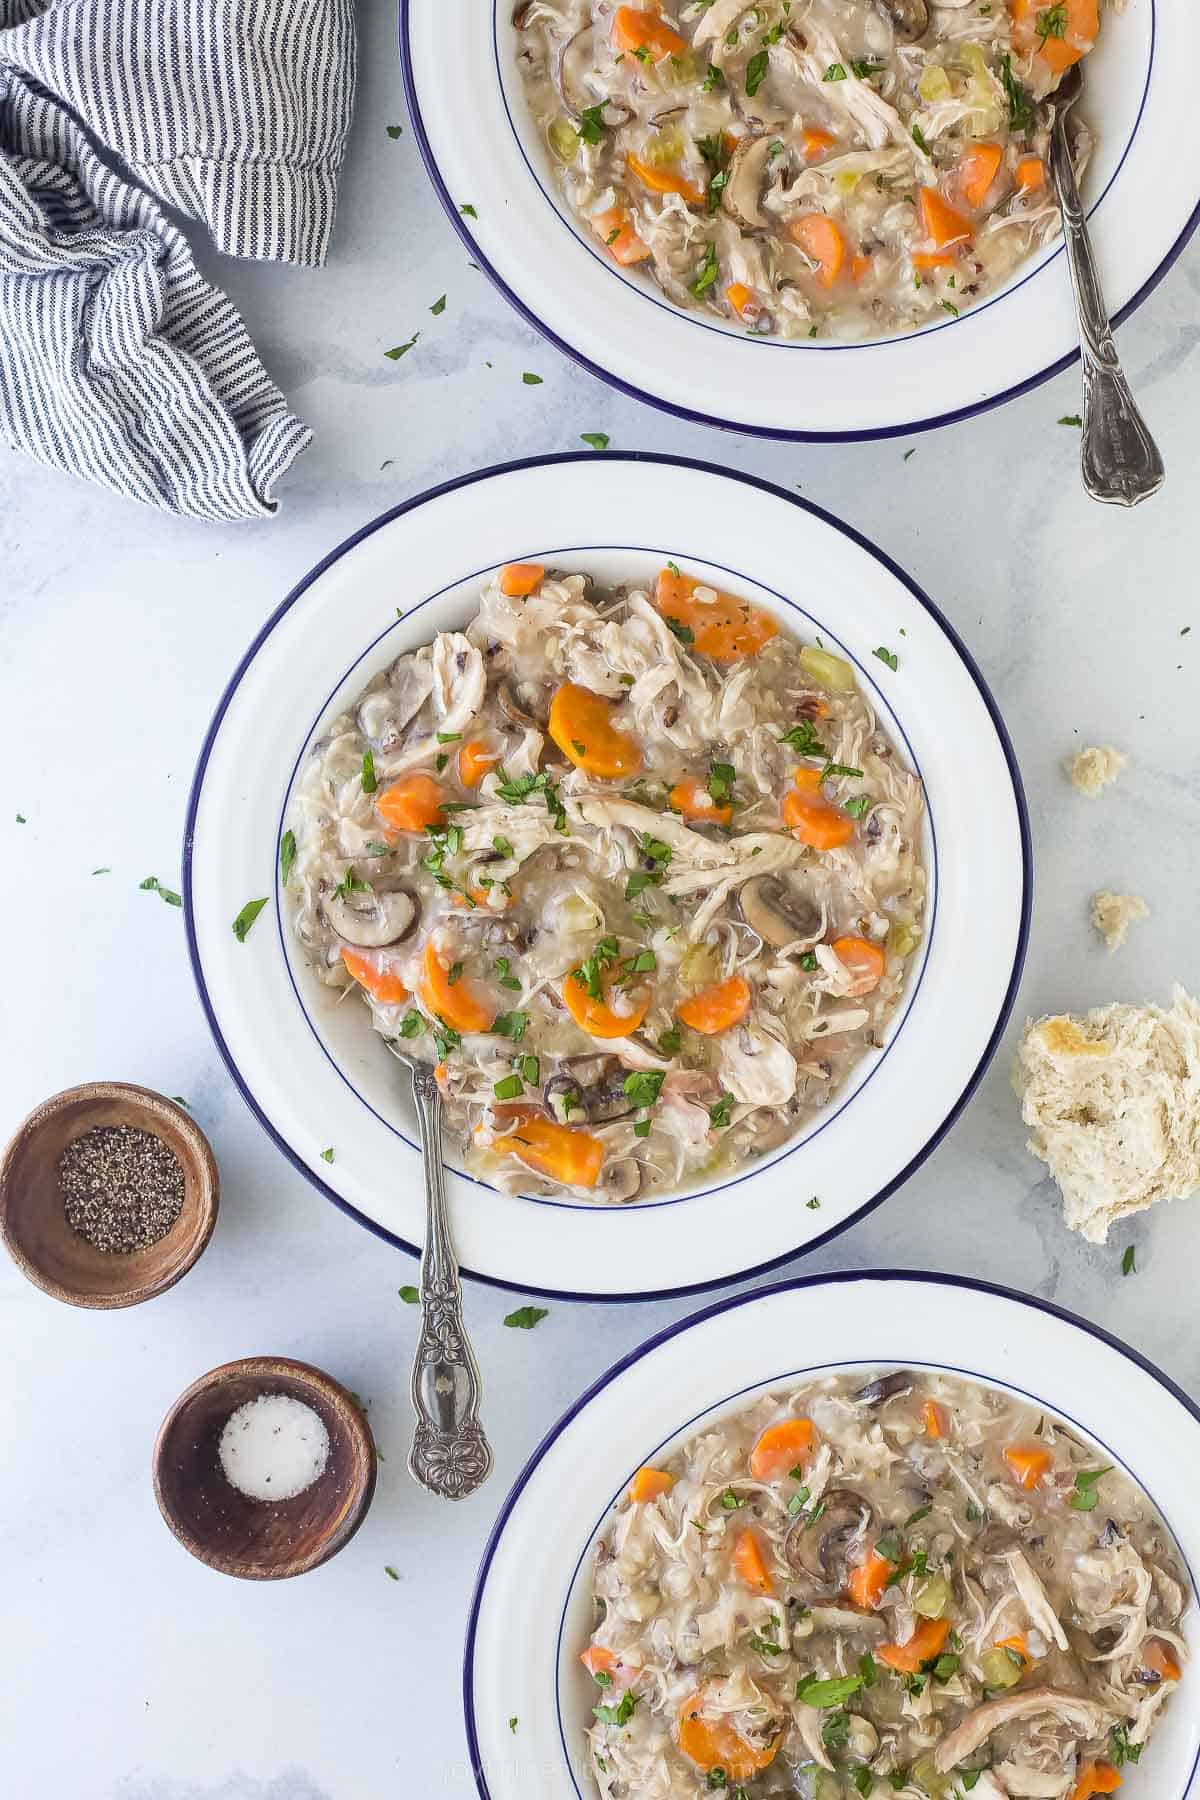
[[1050, 109, 1164, 507], [406, 1064, 493, 1499]]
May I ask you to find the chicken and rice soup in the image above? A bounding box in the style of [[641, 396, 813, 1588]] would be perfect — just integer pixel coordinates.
[[582, 1369, 1189, 1799], [287, 560, 926, 1203], [514, 0, 1107, 339]]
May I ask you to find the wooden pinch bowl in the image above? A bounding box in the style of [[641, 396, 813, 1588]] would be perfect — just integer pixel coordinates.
[[0, 1082, 219, 1309], [153, 1356, 378, 1580]]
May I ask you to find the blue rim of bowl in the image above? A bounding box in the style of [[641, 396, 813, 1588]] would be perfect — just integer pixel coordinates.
[[462, 1269, 1200, 1800], [398, 1, 1197, 441], [182, 451, 1033, 1302], [273, 540, 940, 1213]]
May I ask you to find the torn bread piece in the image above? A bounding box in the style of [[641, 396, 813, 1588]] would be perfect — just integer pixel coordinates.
[[1014, 987, 1200, 1243], [1065, 744, 1127, 796], [1091, 890, 1150, 952]]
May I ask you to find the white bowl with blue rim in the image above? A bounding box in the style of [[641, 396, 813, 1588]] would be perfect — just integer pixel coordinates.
[[400, 0, 1197, 440], [464, 1272, 1200, 1796], [184, 454, 1028, 1299]]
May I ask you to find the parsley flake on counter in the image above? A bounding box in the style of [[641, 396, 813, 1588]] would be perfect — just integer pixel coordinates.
[[430, 295, 446, 315], [522, 371, 543, 385], [320, 1147, 335, 1163], [806, 1195, 821, 1209], [873, 645, 899, 671], [140, 876, 182, 907], [1059, 414, 1083, 426], [504, 1304, 549, 1330], [92, 866, 111, 876], [508, 1717, 519, 1734], [385, 1565, 400, 1580], [280, 828, 297, 885], [15, 813, 26, 823], [903, 447, 916, 461], [399, 1285, 419, 1303], [232, 896, 269, 941], [581, 432, 610, 450], [1122, 1245, 1137, 1276], [384, 334, 419, 361], [460, 202, 478, 217]]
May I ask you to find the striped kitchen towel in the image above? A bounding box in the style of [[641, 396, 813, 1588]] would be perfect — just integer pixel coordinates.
[[0, 0, 355, 521]]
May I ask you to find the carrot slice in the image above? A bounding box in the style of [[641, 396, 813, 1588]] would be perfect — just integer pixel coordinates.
[[1004, 1443, 1052, 1490], [958, 141, 1003, 209], [1143, 1638, 1182, 1682], [850, 253, 872, 283], [879, 1617, 950, 1674], [581, 1645, 619, 1676], [341, 946, 409, 1005], [923, 1399, 950, 1440], [654, 566, 778, 662], [628, 1466, 674, 1503], [1070, 1762, 1121, 1800], [375, 772, 446, 834], [996, 1634, 1029, 1665], [419, 940, 491, 1035], [450, 885, 512, 911], [830, 934, 885, 995], [627, 152, 705, 205], [677, 974, 752, 1036], [1011, 0, 1098, 72], [496, 1113, 605, 1188], [733, 1528, 773, 1594], [562, 968, 650, 1040], [782, 767, 855, 850], [592, 206, 653, 266], [801, 128, 836, 159], [789, 213, 845, 287], [749, 1417, 816, 1481], [912, 250, 961, 270], [612, 4, 686, 58], [678, 1692, 780, 1780], [918, 187, 972, 249], [725, 281, 754, 318], [459, 737, 501, 788], [548, 682, 641, 779], [499, 562, 544, 597], [1016, 155, 1046, 192], [669, 775, 733, 825], [846, 1549, 892, 1610]]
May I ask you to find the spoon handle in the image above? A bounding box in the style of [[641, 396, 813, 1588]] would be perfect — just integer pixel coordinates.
[[1050, 115, 1164, 507], [406, 1064, 493, 1500]]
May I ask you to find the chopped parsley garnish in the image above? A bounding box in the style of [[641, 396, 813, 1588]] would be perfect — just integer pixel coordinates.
[[876, 1528, 903, 1564], [573, 935, 620, 1000], [639, 833, 673, 866], [279, 828, 297, 886], [844, 794, 870, 819], [399, 1012, 424, 1038], [873, 645, 899, 671], [821, 1710, 851, 1752], [659, 1026, 683, 1055], [799, 951, 819, 971], [431, 1019, 461, 1060], [1068, 1465, 1113, 1511], [140, 875, 182, 907], [904, 1504, 932, 1527], [702, 62, 724, 91], [707, 168, 729, 212], [492, 833, 515, 859], [912, 123, 930, 155], [852, 1768, 873, 1797], [634, 1119, 652, 1138], [822, 760, 863, 781], [624, 1070, 666, 1106], [708, 761, 736, 806], [666, 617, 695, 644], [965, 1501, 982, 1523], [231, 897, 269, 940], [625, 870, 661, 901], [690, 242, 720, 298], [859, 1652, 878, 1687], [503, 1304, 549, 1329], [707, 1771, 727, 1791], [745, 48, 769, 94], [519, 1054, 540, 1086], [384, 334, 418, 361], [666, 560, 681, 577], [436, 731, 461, 745], [720, 1488, 742, 1510], [823, 61, 848, 81], [581, 432, 610, 450], [941, 299, 961, 318], [360, 749, 378, 792], [748, 1632, 784, 1658], [779, 718, 826, 756], [709, 1094, 735, 1129], [1110, 1725, 1143, 1767], [1000, 52, 1035, 131], [1036, 2, 1067, 44], [494, 957, 522, 991], [795, 1674, 864, 1707], [932, 1653, 960, 1683], [851, 57, 884, 77], [593, 1690, 637, 1726], [491, 1010, 529, 1041]]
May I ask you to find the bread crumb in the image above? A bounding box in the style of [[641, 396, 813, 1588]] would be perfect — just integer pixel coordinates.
[[1013, 987, 1200, 1243], [1091, 890, 1150, 952], [1065, 745, 1127, 796]]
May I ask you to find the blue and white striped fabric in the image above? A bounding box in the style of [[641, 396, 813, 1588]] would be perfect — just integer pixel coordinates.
[[0, 0, 355, 520]]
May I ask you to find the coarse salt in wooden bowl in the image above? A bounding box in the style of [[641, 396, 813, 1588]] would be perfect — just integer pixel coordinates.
[[0, 1081, 219, 1309], [152, 1356, 378, 1580]]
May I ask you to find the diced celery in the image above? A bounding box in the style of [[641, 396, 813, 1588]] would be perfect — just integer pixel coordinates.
[[799, 645, 856, 692], [918, 64, 952, 103], [911, 1755, 952, 1799], [887, 918, 920, 959], [835, 170, 860, 195], [980, 1646, 1024, 1690], [667, 47, 697, 83], [679, 943, 720, 985], [549, 116, 580, 163], [912, 1573, 951, 1619], [640, 126, 687, 167]]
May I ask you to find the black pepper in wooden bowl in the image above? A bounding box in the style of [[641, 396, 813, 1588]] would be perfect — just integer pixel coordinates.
[[59, 1124, 185, 1253]]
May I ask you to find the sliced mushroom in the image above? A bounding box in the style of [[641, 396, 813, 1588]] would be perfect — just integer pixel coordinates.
[[358, 655, 433, 749], [854, 1369, 914, 1405], [738, 875, 821, 949], [932, 1689, 1117, 1775], [876, 0, 929, 39], [785, 1487, 873, 1596], [498, 677, 547, 730], [544, 1065, 636, 1125], [599, 1158, 642, 1203], [722, 135, 774, 230], [554, 25, 597, 117], [323, 886, 416, 948], [511, 0, 534, 23]]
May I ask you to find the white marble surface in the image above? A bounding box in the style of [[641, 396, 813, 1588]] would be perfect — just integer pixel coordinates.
[[2, 4, 1199, 1795]]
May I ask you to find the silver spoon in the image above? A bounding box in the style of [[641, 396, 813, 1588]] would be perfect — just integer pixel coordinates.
[[398, 1054, 493, 1499], [1047, 64, 1164, 506]]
